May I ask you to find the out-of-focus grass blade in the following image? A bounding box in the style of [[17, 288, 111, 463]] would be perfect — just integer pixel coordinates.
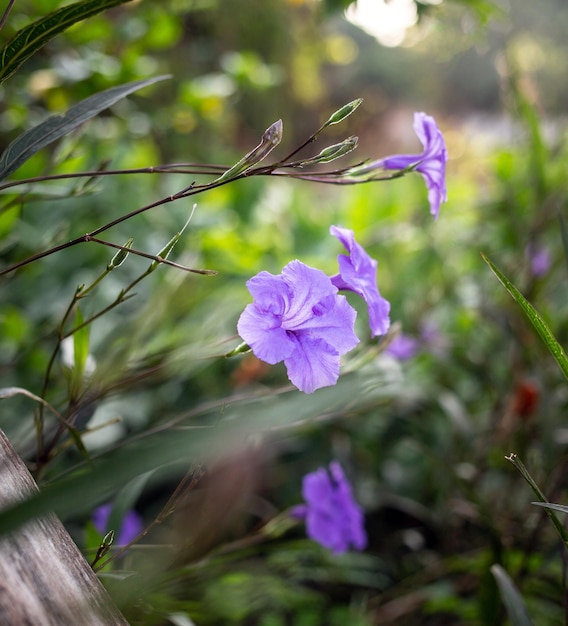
[[0, 0, 134, 85], [532, 502, 568, 515], [0, 371, 391, 538], [0, 75, 169, 181], [482, 253, 568, 381], [491, 565, 535, 626], [73, 306, 89, 384]]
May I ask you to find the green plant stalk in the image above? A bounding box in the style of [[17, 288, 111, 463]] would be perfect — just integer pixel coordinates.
[[505, 453, 568, 551], [482, 253, 568, 381]]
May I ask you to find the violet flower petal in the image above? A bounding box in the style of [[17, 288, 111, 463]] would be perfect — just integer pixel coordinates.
[[385, 334, 420, 360], [330, 225, 390, 338], [379, 112, 448, 219]]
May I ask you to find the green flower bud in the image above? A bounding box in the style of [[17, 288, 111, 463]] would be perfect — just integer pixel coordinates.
[[107, 238, 133, 270], [301, 136, 358, 166], [149, 207, 195, 272], [224, 342, 252, 358], [217, 119, 283, 181], [324, 99, 363, 127], [102, 530, 115, 547]]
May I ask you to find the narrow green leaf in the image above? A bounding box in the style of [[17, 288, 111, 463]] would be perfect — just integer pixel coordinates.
[[482, 253, 568, 381], [0, 374, 378, 537], [506, 453, 568, 550], [67, 427, 92, 465], [532, 502, 568, 515], [0, 0, 134, 85], [490, 565, 535, 626], [0, 75, 169, 181], [108, 470, 155, 536], [73, 306, 89, 384]]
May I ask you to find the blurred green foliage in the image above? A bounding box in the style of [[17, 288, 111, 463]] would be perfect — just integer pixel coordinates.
[[1, 0, 568, 625]]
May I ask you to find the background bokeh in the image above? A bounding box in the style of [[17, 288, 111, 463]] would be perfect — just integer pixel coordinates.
[[1, 1, 568, 624]]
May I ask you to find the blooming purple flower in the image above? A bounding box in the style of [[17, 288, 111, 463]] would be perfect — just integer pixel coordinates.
[[329, 225, 390, 338], [376, 112, 447, 219], [292, 461, 367, 554], [385, 333, 420, 360], [237, 260, 359, 394], [92, 504, 143, 546]]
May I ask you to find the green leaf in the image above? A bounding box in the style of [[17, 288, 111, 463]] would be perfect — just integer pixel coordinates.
[[532, 502, 568, 515], [0, 0, 134, 85], [72, 306, 89, 385], [482, 253, 568, 381], [0, 75, 170, 181], [490, 565, 535, 626], [506, 453, 568, 550], [0, 372, 385, 538]]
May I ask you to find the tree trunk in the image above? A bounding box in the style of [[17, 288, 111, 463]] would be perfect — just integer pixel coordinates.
[[0, 429, 129, 625]]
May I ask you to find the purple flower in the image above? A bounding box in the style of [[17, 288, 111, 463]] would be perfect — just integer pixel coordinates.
[[329, 225, 390, 338], [527, 246, 551, 278], [375, 112, 447, 219], [237, 260, 359, 394], [385, 333, 419, 360], [292, 461, 367, 554], [92, 504, 143, 546]]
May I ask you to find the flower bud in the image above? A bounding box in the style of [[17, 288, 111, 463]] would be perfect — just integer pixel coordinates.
[[149, 207, 195, 272], [217, 119, 283, 181], [107, 238, 133, 270], [224, 342, 251, 358], [324, 99, 363, 127], [299, 136, 358, 166]]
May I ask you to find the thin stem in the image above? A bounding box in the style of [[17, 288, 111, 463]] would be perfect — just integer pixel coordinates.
[[86, 236, 216, 275], [93, 464, 206, 572], [506, 453, 568, 552], [0, 163, 228, 192], [0, 172, 243, 277], [0, 143, 410, 279], [35, 286, 84, 459], [274, 122, 327, 165], [0, 0, 15, 31]]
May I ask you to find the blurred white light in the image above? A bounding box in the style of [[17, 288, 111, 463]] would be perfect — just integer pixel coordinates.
[[346, 0, 418, 48]]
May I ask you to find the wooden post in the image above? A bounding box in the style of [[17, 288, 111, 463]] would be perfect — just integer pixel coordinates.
[[0, 430, 129, 625]]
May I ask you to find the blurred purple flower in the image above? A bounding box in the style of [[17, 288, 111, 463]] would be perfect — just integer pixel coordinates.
[[292, 461, 367, 554], [237, 260, 359, 394], [385, 334, 420, 360], [329, 225, 391, 338], [528, 246, 551, 278], [375, 112, 448, 219], [92, 504, 143, 546], [420, 320, 440, 345]]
